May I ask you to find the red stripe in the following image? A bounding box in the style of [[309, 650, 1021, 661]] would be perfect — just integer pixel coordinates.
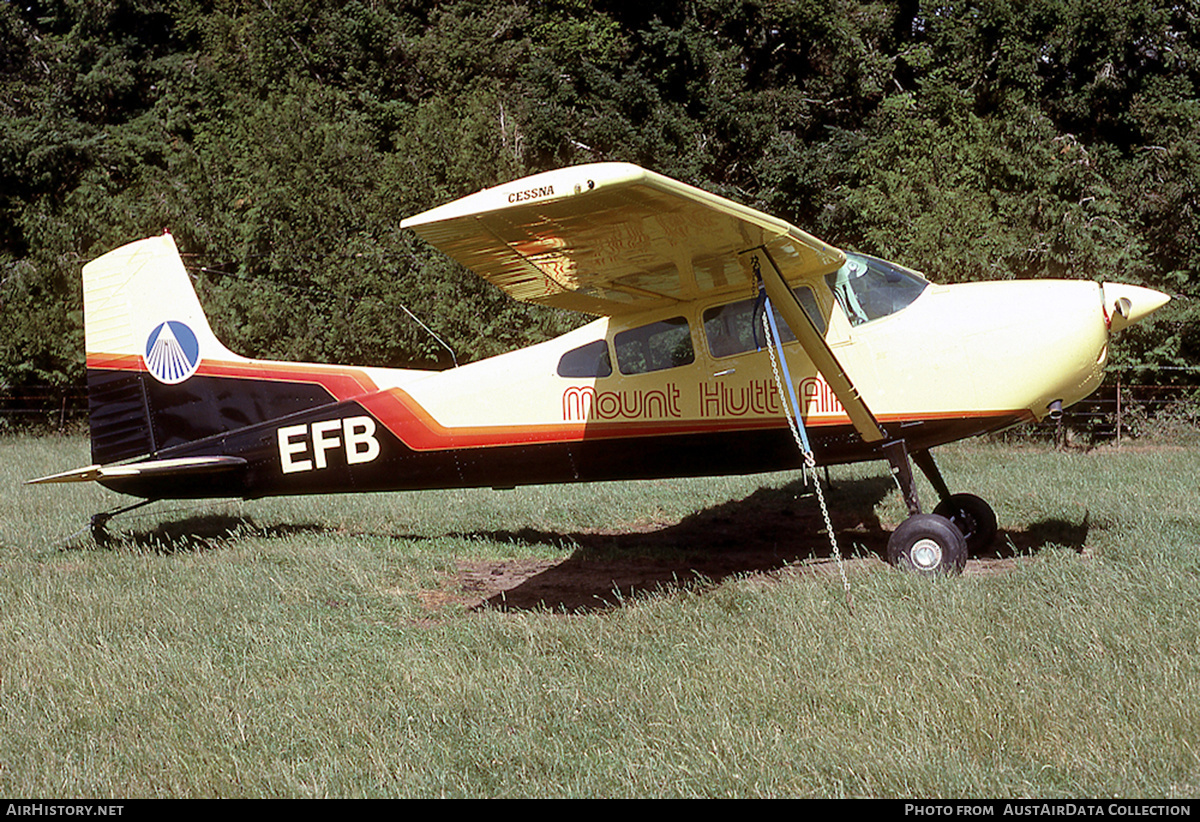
[[88, 354, 379, 399]]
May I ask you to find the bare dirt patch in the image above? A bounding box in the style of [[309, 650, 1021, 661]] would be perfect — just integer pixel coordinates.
[[427, 477, 1066, 613]]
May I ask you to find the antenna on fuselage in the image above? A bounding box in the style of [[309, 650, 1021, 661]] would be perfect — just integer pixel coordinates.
[[397, 302, 459, 368], [193, 259, 461, 369]]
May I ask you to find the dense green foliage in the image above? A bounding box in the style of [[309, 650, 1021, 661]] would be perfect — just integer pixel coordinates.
[[2, 0, 1198, 393]]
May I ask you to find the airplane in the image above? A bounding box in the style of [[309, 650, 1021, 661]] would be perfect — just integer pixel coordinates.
[[28, 162, 1169, 574]]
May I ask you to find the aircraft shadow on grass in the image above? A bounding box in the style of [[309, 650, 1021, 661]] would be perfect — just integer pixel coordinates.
[[455, 478, 1090, 613], [76, 475, 1088, 614], [80, 513, 324, 554]]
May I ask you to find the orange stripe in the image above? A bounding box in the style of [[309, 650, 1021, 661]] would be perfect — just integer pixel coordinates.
[[360, 388, 1032, 452]]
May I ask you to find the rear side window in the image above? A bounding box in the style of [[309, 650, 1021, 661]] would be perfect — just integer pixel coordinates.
[[557, 340, 612, 378], [615, 317, 695, 375], [703, 287, 825, 359]]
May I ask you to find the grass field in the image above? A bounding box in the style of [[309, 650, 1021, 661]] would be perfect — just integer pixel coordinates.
[[2, 433, 1199, 797]]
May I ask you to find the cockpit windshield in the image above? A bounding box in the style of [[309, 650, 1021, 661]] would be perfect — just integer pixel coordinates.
[[825, 253, 928, 327]]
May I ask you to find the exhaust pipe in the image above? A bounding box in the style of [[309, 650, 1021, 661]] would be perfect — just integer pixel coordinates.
[[1047, 399, 1064, 422]]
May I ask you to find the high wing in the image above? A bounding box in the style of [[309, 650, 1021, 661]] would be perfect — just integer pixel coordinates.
[[400, 162, 845, 316], [403, 162, 884, 443]]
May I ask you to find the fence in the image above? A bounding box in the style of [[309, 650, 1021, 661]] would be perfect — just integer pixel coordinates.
[[1006, 381, 1200, 447], [0, 387, 88, 431], [2, 382, 1198, 445]]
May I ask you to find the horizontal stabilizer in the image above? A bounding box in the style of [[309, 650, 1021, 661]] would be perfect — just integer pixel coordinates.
[[26, 456, 247, 485]]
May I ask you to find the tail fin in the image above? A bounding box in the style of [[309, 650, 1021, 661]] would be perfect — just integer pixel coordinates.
[[81, 233, 336, 469], [31, 233, 362, 496], [83, 233, 241, 465], [83, 232, 239, 373]]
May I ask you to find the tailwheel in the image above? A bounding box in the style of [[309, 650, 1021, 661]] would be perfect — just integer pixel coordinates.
[[887, 514, 967, 575], [932, 493, 997, 557]]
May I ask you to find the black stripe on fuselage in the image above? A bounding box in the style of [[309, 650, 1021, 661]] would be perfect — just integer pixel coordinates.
[[97, 393, 1025, 500], [88, 368, 340, 465]]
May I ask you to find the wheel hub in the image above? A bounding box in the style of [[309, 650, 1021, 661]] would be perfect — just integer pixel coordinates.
[[910, 538, 943, 571]]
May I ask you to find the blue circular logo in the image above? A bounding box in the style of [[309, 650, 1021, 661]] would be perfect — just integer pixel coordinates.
[[144, 321, 201, 384]]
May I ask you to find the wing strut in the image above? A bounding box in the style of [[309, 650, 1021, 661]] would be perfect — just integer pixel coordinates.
[[749, 250, 885, 444], [751, 249, 952, 528], [754, 249, 971, 574]]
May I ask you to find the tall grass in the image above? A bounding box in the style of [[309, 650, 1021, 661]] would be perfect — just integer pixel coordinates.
[[2, 434, 1198, 797]]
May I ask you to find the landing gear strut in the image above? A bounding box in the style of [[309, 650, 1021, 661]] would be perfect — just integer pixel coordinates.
[[882, 441, 997, 575]]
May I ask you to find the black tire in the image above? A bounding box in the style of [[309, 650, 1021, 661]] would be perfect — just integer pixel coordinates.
[[887, 514, 967, 575], [932, 493, 998, 556]]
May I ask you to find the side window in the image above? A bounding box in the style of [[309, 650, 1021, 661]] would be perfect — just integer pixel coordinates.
[[615, 317, 695, 375], [557, 339, 612, 378], [703, 287, 825, 359], [703, 299, 758, 358]]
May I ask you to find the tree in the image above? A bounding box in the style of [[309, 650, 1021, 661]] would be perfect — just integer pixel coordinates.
[[2, 0, 1197, 413]]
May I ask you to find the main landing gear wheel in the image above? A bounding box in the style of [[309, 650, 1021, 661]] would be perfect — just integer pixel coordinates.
[[932, 493, 998, 556], [887, 514, 967, 575]]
